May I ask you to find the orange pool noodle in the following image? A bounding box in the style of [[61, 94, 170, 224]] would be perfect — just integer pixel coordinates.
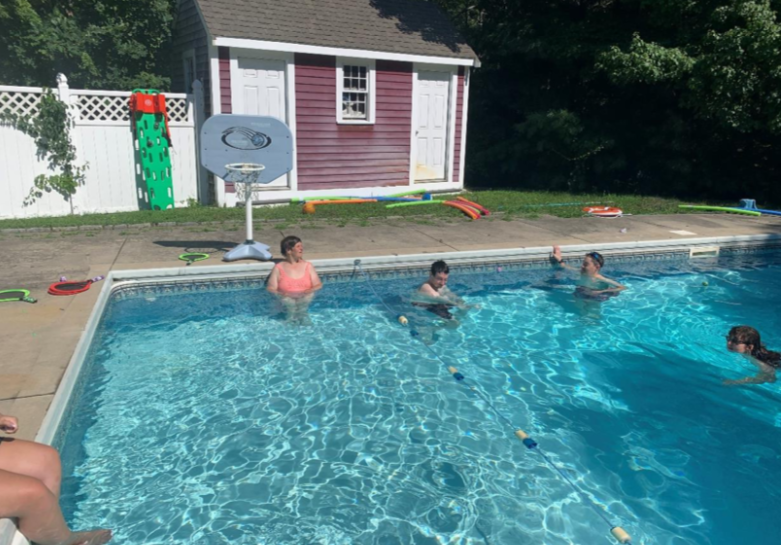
[[444, 200, 480, 220], [456, 196, 490, 216]]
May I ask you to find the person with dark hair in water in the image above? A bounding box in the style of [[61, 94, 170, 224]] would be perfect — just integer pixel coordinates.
[[550, 245, 626, 300], [0, 413, 112, 545], [724, 326, 780, 385], [267, 235, 322, 323], [413, 260, 470, 320]]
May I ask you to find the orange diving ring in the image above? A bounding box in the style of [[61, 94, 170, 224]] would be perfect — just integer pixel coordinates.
[[583, 206, 623, 217]]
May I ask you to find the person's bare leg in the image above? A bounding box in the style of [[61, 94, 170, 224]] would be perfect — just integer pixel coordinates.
[[0, 469, 111, 545], [0, 438, 62, 496]]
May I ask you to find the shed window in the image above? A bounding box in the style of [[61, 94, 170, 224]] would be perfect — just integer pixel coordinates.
[[342, 65, 368, 119], [337, 59, 376, 124]]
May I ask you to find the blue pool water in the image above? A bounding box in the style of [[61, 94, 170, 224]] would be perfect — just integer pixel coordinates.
[[59, 250, 781, 544]]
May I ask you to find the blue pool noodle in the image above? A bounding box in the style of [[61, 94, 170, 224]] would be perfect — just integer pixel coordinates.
[[737, 198, 781, 217], [351, 196, 422, 202]]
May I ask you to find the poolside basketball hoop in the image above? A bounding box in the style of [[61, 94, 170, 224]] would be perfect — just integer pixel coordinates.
[[200, 115, 293, 261], [224, 162, 270, 261]]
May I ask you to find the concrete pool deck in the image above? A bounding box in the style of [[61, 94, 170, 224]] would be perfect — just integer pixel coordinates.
[[2, 212, 781, 438]]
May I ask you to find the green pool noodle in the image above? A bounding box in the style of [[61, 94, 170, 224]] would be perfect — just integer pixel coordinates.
[[387, 189, 427, 198], [679, 205, 761, 216], [386, 200, 445, 208]]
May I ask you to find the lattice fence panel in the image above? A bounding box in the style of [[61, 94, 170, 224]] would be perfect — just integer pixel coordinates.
[[77, 94, 130, 122], [0, 90, 43, 118], [167, 97, 190, 122]]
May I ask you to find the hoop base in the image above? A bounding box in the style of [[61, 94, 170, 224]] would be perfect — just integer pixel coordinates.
[[222, 241, 272, 262]]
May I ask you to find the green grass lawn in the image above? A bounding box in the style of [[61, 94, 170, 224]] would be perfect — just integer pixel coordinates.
[[0, 190, 700, 230]]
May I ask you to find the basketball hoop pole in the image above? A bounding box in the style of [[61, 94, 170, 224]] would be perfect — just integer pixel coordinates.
[[222, 163, 272, 261], [244, 176, 254, 242]]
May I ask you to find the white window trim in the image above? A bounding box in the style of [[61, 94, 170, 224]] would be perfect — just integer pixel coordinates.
[[336, 58, 376, 125], [182, 48, 196, 93]]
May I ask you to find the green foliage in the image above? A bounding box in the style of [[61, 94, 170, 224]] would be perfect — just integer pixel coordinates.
[[0, 0, 177, 89], [0, 89, 87, 210], [438, 0, 781, 203]]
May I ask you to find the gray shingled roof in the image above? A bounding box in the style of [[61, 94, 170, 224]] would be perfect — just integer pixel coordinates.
[[196, 0, 477, 61]]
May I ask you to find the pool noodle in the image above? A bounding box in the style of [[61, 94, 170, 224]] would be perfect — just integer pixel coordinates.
[[741, 207, 781, 217], [444, 200, 481, 220], [387, 189, 427, 198], [386, 200, 444, 208], [679, 205, 761, 216]]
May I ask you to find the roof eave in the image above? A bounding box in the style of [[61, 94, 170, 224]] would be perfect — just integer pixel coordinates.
[[211, 36, 478, 67]]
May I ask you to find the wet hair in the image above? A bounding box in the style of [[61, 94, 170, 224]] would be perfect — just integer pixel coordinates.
[[280, 235, 302, 256], [585, 252, 604, 268], [728, 326, 781, 368], [430, 260, 449, 276]]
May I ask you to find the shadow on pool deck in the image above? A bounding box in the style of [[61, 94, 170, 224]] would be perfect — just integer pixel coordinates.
[[2, 213, 781, 437]]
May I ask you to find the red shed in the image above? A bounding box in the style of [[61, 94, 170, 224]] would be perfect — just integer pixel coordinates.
[[173, 0, 479, 206]]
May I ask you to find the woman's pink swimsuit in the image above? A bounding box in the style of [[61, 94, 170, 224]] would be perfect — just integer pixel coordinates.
[[276, 262, 314, 293]]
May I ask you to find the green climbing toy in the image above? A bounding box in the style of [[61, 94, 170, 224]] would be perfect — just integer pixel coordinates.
[[129, 89, 175, 210]]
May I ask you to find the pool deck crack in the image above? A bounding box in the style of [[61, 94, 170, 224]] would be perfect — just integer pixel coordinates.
[[407, 225, 462, 251], [0, 392, 54, 402]]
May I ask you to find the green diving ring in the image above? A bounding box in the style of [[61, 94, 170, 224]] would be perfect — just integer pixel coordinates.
[[179, 253, 210, 266]]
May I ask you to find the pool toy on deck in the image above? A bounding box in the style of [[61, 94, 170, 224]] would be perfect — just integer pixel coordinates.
[[679, 205, 761, 216], [0, 289, 37, 303], [584, 206, 623, 218], [736, 198, 781, 217], [200, 114, 294, 261], [302, 199, 377, 214], [179, 253, 209, 266], [48, 276, 105, 296]]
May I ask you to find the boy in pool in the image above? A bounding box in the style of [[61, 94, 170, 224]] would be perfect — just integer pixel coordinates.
[[723, 325, 779, 386], [412, 260, 470, 320], [550, 245, 626, 300]]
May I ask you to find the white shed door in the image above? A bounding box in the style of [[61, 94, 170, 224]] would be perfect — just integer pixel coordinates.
[[232, 56, 288, 187], [415, 71, 451, 182]]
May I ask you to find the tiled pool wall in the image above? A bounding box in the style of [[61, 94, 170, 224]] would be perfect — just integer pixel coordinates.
[[110, 241, 781, 302]]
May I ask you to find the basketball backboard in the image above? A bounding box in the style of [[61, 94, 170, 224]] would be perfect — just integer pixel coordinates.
[[200, 114, 293, 182]]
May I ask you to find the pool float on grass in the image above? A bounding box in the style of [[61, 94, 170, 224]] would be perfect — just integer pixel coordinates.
[[444, 200, 481, 220], [456, 196, 490, 216], [584, 206, 623, 218]]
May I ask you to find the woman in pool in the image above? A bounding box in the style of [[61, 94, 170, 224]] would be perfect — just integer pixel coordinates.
[[0, 413, 112, 545], [266, 236, 322, 323], [724, 326, 780, 385], [550, 245, 626, 300]]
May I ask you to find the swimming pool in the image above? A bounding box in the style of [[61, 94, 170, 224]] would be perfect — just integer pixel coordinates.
[[55, 246, 781, 545]]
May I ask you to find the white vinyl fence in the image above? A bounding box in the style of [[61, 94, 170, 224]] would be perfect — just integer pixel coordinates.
[[0, 74, 206, 219]]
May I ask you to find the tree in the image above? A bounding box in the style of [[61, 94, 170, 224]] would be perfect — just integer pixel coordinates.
[[0, 0, 177, 90], [438, 0, 781, 203]]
